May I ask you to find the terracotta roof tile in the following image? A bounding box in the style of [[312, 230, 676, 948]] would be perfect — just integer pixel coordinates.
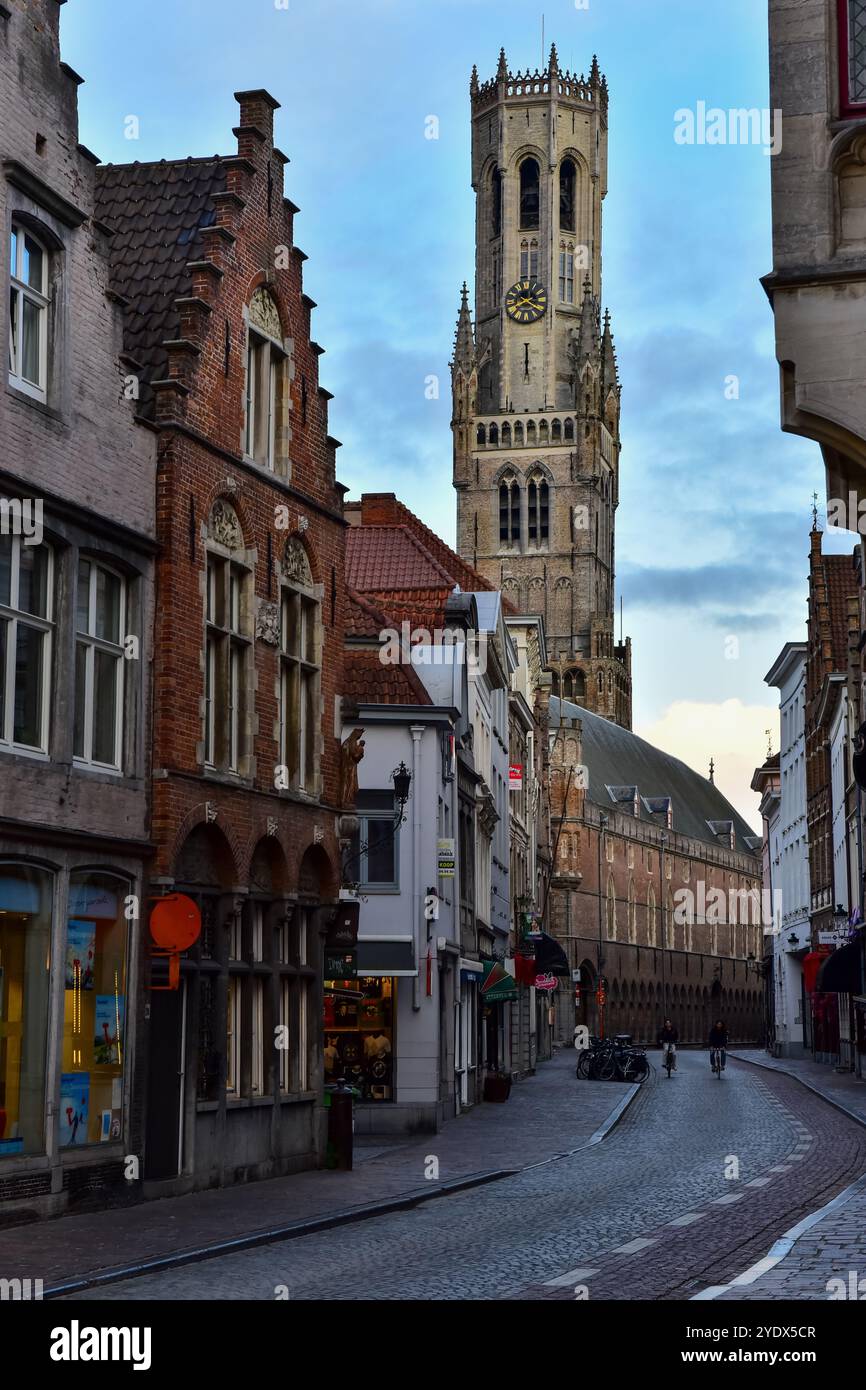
[[342, 648, 432, 707]]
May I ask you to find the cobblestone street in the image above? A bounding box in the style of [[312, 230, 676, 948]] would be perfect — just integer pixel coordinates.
[[51, 1049, 866, 1302]]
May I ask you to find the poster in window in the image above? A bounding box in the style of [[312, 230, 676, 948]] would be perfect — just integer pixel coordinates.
[[59, 1073, 90, 1147], [94, 995, 124, 1066], [65, 920, 95, 991]]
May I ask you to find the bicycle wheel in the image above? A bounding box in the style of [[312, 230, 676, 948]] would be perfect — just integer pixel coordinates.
[[665, 1052, 673, 1077], [576, 1050, 592, 1080], [596, 1053, 616, 1081]]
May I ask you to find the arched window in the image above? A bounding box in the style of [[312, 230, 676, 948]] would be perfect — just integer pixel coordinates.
[[476, 424, 486, 447], [489, 422, 499, 446], [245, 288, 286, 472], [205, 500, 251, 774], [628, 879, 637, 944], [491, 166, 502, 238], [499, 479, 520, 545], [527, 474, 549, 544], [519, 158, 540, 229], [559, 241, 575, 303], [519, 238, 539, 279], [9, 223, 50, 401], [539, 418, 549, 444], [571, 668, 586, 697], [607, 876, 616, 940], [501, 421, 511, 447], [648, 885, 657, 946], [526, 419, 537, 445], [560, 158, 576, 232], [551, 418, 562, 442], [514, 420, 524, 446], [280, 537, 321, 793], [564, 417, 575, 442]]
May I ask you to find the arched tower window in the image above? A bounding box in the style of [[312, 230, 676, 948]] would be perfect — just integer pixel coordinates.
[[551, 418, 562, 442], [501, 422, 511, 447], [519, 238, 539, 279], [539, 418, 549, 445], [499, 478, 520, 546], [476, 424, 486, 447], [564, 418, 575, 442], [559, 241, 575, 303], [526, 420, 536, 445], [519, 158, 540, 230], [527, 473, 549, 545], [514, 420, 524, 446], [560, 158, 576, 232], [491, 166, 502, 238], [489, 422, 499, 446]]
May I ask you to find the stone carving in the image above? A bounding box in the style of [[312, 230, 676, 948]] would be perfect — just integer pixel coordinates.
[[210, 499, 242, 550], [266, 817, 278, 838], [249, 287, 282, 342], [283, 535, 312, 587], [256, 600, 280, 646], [339, 728, 366, 809]]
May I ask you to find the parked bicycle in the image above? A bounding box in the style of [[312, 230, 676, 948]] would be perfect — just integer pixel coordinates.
[[576, 1036, 648, 1083]]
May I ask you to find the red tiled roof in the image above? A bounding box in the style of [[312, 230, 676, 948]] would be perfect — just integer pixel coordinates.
[[342, 648, 432, 707], [346, 526, 454, 593], [345, 588, 388, 639]]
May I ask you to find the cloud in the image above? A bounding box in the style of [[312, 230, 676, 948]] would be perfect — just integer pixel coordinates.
[[636, 698, 776, 832]]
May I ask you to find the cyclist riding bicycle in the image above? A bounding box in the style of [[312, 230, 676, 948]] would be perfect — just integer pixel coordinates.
[[657, 1018, 679, 1071], [708, 1019, 728, 1072]]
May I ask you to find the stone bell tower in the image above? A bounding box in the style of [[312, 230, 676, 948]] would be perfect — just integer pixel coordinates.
[[451, 45, 632, 729]]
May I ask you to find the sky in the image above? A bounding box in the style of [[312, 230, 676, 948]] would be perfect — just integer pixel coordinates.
[[60, 0, 855, 830]]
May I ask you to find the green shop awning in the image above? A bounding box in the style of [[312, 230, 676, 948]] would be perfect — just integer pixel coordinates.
[[481, 959, 519, 1003]]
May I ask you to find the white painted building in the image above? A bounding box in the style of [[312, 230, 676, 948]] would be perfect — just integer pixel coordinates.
[[765, 643, 810, 1057]]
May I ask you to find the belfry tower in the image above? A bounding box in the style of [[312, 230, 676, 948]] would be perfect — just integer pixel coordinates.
[[451, 46, 632, 728]]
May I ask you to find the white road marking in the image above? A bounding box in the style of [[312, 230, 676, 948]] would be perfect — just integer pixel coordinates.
[[711, 1193, 744, 1205], [612, 1237, 656, 1254], [543, 1267, 600, 1287], [745, 1177, 772, 1187], [667, 1212, 705, 1227]]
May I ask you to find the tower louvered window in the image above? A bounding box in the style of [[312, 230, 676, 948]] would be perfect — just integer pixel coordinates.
[[499, 481, 520, 545], [527, 476, 549, 544], [559, 243, 575, 303], [519, 158, 540, 229], [560, 159, 576, 232], [520, 239, 539, 278]]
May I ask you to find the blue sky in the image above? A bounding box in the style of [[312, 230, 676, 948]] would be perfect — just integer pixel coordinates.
[[61, 0, 851, 826]]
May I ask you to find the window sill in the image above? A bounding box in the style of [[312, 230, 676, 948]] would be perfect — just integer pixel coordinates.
[[72, 759, 123, 779], [6, 382, 59, 419], [0, 743, 49, 763]]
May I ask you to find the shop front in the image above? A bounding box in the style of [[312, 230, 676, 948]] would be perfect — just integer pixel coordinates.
[[324, 934, 423, 1133], [0, 856, 139, 1216]]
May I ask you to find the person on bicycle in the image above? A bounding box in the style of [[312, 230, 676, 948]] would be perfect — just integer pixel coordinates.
[[657, 1018, 678, 1071], [708, 1019, 728, 1071]]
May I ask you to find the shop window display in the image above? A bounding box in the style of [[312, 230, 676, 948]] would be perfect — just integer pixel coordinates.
[[323, 975, 394, 1100], [0, 863, 52, 1156], [60, 871, 129, 1146]]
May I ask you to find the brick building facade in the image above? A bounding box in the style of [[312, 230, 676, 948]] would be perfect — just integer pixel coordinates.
[[95, 92, 347, 1192], [548, 700, 765, 1046], [0, 0, 157, 1217]]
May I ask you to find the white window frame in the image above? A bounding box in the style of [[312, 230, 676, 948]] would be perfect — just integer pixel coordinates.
[[74, 558, 126, 771], [204, 551, 250, 774], [0, 536, 53, 754], [279, 584, 320, 792], [8, 223, 49, 402], [244, 329, 280, 471]]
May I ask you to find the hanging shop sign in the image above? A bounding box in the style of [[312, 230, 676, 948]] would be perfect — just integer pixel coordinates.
[[480, 959, 519, 1003], [149, 894, 201, 991], [327, 898, 360, 951], [509, 764, 523, 791], [437, 838, 455, 878], [534, 973, 557, 992], [325, 949, 357, 979]]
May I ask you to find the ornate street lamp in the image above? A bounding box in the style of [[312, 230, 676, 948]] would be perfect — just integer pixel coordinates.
[[340, 761, 412, 888]]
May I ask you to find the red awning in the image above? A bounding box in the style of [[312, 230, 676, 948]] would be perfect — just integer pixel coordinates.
[[803, 949, 832, 994]]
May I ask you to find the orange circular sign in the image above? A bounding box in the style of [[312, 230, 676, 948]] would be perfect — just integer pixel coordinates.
[[149, 894, 201, 952]]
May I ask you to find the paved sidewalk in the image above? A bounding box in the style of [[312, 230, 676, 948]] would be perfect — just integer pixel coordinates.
[[0, 1047, 633, 1292], [730, 1048, 866, 1126], [708, 1050, 866, 1301]]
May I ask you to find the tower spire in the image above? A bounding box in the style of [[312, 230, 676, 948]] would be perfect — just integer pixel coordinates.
[[497, 47, 508, 81], [470, 64, 479, 96], [549, 43, 559, 77], [452, 282, 474, 370], [590, 53, 600, 85], [601, 308, 618, 389], [575, 275, 597, 365]]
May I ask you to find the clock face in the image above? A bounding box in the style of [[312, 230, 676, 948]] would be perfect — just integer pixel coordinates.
[[505, 278, 548, 323]]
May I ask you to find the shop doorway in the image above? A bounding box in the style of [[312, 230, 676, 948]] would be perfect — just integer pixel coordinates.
[[144, 981, 185, 1180]]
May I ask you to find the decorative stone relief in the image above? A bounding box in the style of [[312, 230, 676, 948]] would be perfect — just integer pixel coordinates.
[[283, 535, 312, 587], [249, 287, 282, 341], [256, 600, 280, 646], [209, 499, 243, 550]]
